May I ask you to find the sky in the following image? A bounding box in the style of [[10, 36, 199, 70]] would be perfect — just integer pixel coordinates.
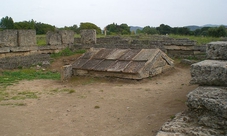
[[1, 0, 227, 29]]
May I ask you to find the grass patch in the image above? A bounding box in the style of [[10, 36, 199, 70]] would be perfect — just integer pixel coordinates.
[[170, 115, 175, 120], [0, 69, 60, 88], [0, 103, 26, 106], [50, 48, 86, 58], [94, 105, 100, 109], [36, 35, 46, 46], [169, 34, 221, 45], [51, 88, 76, 94]]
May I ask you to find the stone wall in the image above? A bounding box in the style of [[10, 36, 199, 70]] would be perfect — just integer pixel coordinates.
[[0, 29, 74, 69], [74, 35, 206, 59], [0, 54, 50, 69]]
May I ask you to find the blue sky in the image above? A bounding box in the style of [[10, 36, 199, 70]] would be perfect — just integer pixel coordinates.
[[1, 0, 226, 29]]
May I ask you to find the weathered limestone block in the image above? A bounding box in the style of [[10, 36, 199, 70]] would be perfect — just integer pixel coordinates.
[[18, 30, 36, 47], [156, 112, 227, 136], [187, 87, 227, 120], [46, 31, 62, 45], [10, 46, 38, 52], [206, 41, 227, 60], [59, 30, 74, 45], [0, 47, 10, 53], [190, 60, 227, 86], [164, 45, 194, 50], [0, 30, 18, 47], [80, 29, 96, 44], [61, 65, 73, 81]]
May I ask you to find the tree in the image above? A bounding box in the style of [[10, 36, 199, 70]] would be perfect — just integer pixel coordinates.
[[208, 26, 227, 37], [106, 23, 131, 35], [156, 24, 172, 35], [171, 27, 190, 35], [142, 26, 158, 35], [14, 20, 35, 29], [119, 23, 130, 35], [79, 22, 101, 34], [35, 22, 55, 34], [59, 24, 79, 33], [0, 16, 14, 29]]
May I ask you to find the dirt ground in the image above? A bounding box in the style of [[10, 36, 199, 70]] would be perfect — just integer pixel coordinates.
[[0, 55, 198, 136]]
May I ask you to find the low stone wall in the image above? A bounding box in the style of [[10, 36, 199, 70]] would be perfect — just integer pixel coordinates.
[[74, 35, 206, 59], [0, 53, 50, 69]]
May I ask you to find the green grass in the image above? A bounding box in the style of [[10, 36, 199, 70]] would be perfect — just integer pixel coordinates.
[[50, 47, 86, 58], [0, 69, 60, 88], [74, 34, 106, 38], [51, 88, 76, 94], [36, 35, 46, 46], [0, 103, 26, 106], [169, 34, 221, 45]]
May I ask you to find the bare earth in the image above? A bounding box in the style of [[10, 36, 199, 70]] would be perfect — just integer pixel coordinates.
[[0, 56, 198, 136]]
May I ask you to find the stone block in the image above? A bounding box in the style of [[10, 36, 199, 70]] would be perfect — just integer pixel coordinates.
[[80, 29, 96, 44], [61, 65, 73, 81], [46, 31, 62, 45], [157, 112, 226, 136], [59, 30, 74, 45], [190, 60, 227, 86], [187, 87, 227, 129], [10, 46, 38, 52], [18, 30, 36, 47], [0, 47, 10, 53], [187, 87, 227, 119], [0, 30, 18, 47], [206, 41, 227, 60]]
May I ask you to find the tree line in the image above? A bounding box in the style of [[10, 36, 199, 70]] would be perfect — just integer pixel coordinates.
[[137, 24, 227, 37], [0, 16, 226, 37]]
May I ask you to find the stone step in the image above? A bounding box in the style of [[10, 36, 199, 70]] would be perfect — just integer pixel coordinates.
[[190, 60, 227, 86]]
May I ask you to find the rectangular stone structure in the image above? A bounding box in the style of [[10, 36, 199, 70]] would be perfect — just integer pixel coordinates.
[[59, 30, 74, 45], [18, 30, 36, 47], [46, 31, 62, 45], [190, 60, 227, 86], [0, 30, 18, 47], [80, 29, 96, 44], [61, 65, 73, 81], [206, 41, 227, 60]]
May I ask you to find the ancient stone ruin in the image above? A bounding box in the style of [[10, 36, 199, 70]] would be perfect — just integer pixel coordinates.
[[80, 29, 96, 44], [156, 41, 227, 136], [74, 34, 206, 59], [0, 29, 74, 69], [46, 30, 74, 46], [61, 48, 174, 80]]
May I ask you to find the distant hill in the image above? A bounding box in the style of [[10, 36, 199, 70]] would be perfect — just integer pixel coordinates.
[[130, 26, 143, 32], [184, 25, 201, 31], [185, 24, 227, 31]]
